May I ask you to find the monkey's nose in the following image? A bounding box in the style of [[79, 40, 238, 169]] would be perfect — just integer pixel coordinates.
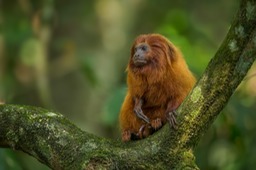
[[134, 53, 141, 59], [134, 50, 144, 59]]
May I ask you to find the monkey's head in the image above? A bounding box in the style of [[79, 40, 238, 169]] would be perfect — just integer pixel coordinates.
[[128, 34, 178, 74]]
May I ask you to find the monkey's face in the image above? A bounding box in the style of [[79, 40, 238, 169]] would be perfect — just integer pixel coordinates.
[[129, 34, 175, 73], [132, 43, 149, 67]]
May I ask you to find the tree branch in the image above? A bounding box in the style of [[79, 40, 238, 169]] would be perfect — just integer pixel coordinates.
[[175, 0, 256, 149], [0, 0, 256, 169]]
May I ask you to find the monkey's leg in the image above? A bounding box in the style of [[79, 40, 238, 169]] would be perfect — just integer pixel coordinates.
[[166, 101, 179, 129], [133, 97, 150, 123]]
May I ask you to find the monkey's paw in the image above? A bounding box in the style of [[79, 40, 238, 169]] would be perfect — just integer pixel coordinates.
[[167, 110, 178, 129], [151, 118, 162, 130], [137, 124, 152, 139]]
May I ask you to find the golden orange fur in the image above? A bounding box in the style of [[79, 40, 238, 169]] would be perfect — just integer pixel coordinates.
[[119, 34, 196, 141]]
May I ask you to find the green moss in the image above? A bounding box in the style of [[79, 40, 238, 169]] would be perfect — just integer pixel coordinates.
[[6, 130, 18, 149]]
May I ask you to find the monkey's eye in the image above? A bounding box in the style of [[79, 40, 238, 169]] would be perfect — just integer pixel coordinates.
[[141, 45, 148, 51], [134, 44, 148, 52]]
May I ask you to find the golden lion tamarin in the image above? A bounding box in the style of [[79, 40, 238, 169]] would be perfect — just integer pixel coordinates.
[[119, 34, 196, 142]]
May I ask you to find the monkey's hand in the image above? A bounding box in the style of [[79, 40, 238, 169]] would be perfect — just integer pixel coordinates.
[[134, 97, 150, 123], [166, 110, 178, 129], [166, 101, 179, 129]]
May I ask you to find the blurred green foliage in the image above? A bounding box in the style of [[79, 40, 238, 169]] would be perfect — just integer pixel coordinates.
[[1, 0, 256, 169]]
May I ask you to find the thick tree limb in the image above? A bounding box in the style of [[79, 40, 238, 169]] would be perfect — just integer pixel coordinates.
[[0, 0, 256, 169]]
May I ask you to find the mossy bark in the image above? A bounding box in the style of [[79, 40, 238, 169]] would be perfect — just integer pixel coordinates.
[[0, 0, 256, 169]]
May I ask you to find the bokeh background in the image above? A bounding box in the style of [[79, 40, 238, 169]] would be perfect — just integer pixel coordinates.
[[1, 0, 256, 169]]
